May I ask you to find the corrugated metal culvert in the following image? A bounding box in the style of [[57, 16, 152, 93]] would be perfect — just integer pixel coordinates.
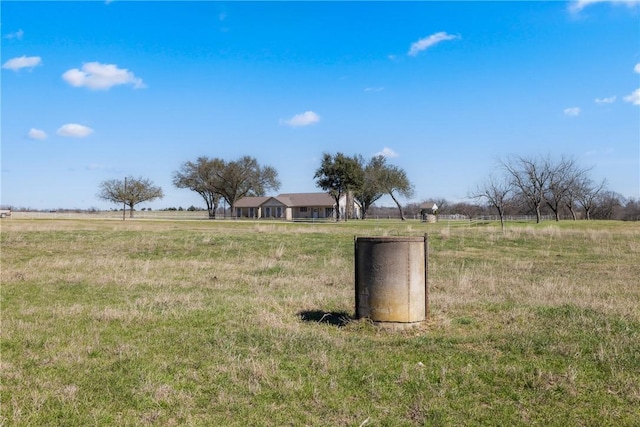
[[355, 235, 429, 329]]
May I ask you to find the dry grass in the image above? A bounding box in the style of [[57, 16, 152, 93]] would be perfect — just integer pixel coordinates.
[[1, 218, 639, 425]]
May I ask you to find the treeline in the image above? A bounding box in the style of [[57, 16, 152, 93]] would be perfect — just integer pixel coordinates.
[[467, 154, 639, 228], [366, 194, 639, 222], [9, 152, 635, 222]]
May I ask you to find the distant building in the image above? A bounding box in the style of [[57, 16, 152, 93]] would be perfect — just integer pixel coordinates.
[[234, 192, 360, 220]]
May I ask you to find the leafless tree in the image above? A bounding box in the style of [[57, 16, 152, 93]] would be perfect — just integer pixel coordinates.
[[471, 174, 513, 231], [544, 156, 590, 221], [501, 154, 552, 223], [577, 178, 607, 220], [216, 156, 281, 215], [98, 176, 163, 218], [174, 155, 280, 218], [173, 157, 224, 218]]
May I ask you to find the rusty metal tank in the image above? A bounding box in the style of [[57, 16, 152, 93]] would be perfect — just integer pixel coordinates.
[[355, 236, 428, 328]]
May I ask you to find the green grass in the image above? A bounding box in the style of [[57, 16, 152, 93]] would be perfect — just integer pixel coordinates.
[[1, 219, 639, 425]]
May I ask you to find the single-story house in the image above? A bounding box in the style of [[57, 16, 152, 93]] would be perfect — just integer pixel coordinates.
[[234, 192, 360, 220]]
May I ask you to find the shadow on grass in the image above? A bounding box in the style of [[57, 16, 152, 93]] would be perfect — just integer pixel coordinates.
[[298, 310, 353, 327]]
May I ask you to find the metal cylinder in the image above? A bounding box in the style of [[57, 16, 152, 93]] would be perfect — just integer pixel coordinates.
[[355, 236, 428, 328]]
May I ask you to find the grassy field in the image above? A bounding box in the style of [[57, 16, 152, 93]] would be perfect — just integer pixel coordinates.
[[1, 218, 639, 426]]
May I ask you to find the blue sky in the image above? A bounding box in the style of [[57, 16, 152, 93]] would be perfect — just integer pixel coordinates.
[[2, 0, 639, 210]]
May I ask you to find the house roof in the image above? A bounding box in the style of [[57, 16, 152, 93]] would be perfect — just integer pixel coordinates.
[[276, 193, 335, 207], [234, 193, 336, 208], [420, 202, 438, 210], [234, 196, 270, 208]]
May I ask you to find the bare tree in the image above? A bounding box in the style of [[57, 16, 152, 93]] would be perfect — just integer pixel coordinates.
[[544, 156, 589, 222], [501, 154, 552, 223], [174, 156, 280, 218], [173, 156, 224, 218], [216, 156, 281, 215], [471, 174, 513, 232], [98, 176, 163, 218], [577, 178, 607, 220]]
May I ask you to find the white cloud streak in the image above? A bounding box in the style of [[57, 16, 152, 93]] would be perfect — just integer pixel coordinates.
[[4, 29, 24, 40], [27, 128, 47, 140], [57, 124, 94, 138], [564, 107, 581, 116], [62, 62, 145, 90], [375, 147, 399, 158], [624, 88, 640, 105], [569, 0, 640, 13], [281, 111, 320, 127], [634, 63, 640, 74], [595, 96, 616, 104], [408, 32, 459, 57], [2, 56, 42, 71]]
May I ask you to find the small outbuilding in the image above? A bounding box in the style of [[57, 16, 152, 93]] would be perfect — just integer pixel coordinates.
[[419, 202, 438, 222]]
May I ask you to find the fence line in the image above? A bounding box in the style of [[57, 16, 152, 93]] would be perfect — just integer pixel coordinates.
[[6, 211, 552, 224]]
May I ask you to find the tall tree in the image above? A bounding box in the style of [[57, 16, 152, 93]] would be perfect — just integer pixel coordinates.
[[471, 174, 513, 232], [314, 152, 363, 221], [354, 155, 385, 220], [173, 156, 224, 219], [501, 154, 552, 223], [376, 159, 414, 221], [97, 176, 163, 218], [215, 156, 281, 215], [173, 155, 280, 218]]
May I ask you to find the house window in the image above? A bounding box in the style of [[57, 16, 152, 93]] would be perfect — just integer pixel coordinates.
[[265, 207, 271, 217], [249, 207, 255, 218], [276, 207, 282, 217], [236, 208, 242, 217], [300, 207, 308, 212]]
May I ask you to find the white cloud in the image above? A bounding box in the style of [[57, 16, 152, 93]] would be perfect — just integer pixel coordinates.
[[624, 88, 640, 105], [569, 0, 640, 13], [57, 124, 94, 138], [564, 107, 581, 116], [408, 32, 459, 57], [281, 111, 320, 127], [62, 62, 145, 90], [595, 96, 616, 104], [364, 87, 384, 92], [4, 29, 24, 40], [2, 56, 42, 71], [634, 63, 640, 73], [375, 147, 399, 158], [27, 128, 47, 140]]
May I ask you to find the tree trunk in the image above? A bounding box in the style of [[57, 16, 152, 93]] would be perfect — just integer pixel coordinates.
[[497, 207, 505, 233], [389, 191, 405, 221], [333, 195, 341, 222], [129, 203, 135, 218]]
